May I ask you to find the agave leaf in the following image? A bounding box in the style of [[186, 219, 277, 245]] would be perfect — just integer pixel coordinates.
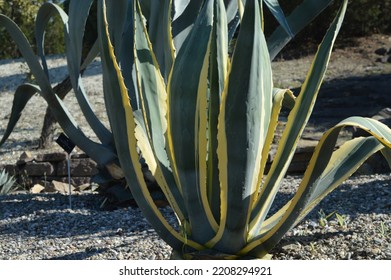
[[224, 0, 240, 40], [263, 0, 293, 37], [0, 169, 17, 195], [67, 1, 114, 146], [168, 0, 218, 244], [207, 0, 229, 222], [133, 1, 187, 224], [210, 0, 273, 253], [141, 0, 174, 82], [98, 0, 203, 253], [35, 2, 113, 146], [133, 110, 187, 223], [0, 14, 117, 167], [35, 2, 68, 78], [0, 84, 38, 146], [268, 0, 334, 60], [249, 0, 347, 239], [171, 0, 204, 52], [258, 88, 295, 184], [243, 116, 391, 257], [381, 147, 391, 169]]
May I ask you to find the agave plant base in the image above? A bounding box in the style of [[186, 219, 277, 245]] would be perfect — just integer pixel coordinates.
[[169, 249, 272, 260]]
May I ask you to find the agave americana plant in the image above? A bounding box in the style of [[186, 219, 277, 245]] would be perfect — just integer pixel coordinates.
[[97, 0, 391, 259], [1, 0, 391, 259], [0, 0, 336, 205]]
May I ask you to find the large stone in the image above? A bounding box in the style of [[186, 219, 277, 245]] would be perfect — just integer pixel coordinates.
[[23, 162, 55, 177], [30, 184, 45, 194], [17, 151, 34, 165], [56, 158, 98, 177], [35, 152, 67, 162], [50, 180, 75, 194]]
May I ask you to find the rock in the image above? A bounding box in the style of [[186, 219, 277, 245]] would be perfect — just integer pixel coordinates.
[[23, 162, 55, 177], [77, 183, 92, 192], [56, 158, 98, 177], [30, 184, 45, 194], [19, 151, 33, 161], [17, 151, 34, 165], [51, 180, 75, 194], [375, 47, 388, 56], [35, 152, 67, 162], [387, 56, 391, 63]]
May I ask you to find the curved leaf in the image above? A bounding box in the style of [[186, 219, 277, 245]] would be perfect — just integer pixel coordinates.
[[210, 0, 273, 253], [0, 14, 117, 167], [243, 116, 391, 257], [133, 0, 187, 224], [264, 0, 293, 37], [249, 0, 347, 238], [268, 0, 334, 60], [35, 2, 113, 146], [207, 0, 229, 223], [0, 84, 39, 146], [98, 0, 203, 253], [167, 0, 217, 244]]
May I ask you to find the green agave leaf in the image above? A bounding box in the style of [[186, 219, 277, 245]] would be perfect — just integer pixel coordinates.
[[67, 1, 113, 146], [268, 0, 334, 60], [133, 0, 187, 224], [35, 2, 68, 78], [381, 147, 391, 169], [207, 0, 229, 223], [171, 0, 204, 52], [168, 0, 218, 244], [98, 0, 203, 253], [224, 0, 241, 40], [0, 14, 117, 167], [210, 0, 272, 253], [264, 0, 293, 37], [0, 84, 38, 146], [142, 0, 174, 82], [35, 2, 113, 146], [117, 2, 139, 110], [249, 0, 347, 240], [133, 109, 188, 224], [258, 88, 295, 185], [243, 116, 391, 257]]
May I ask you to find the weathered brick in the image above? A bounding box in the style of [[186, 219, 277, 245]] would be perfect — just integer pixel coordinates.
[[22, 162, 55, 177], [57, 158, 98, 177]]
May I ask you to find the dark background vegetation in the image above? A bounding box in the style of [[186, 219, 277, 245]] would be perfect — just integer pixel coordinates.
[[0, 0, 65, 59], [0, 0, 390, 59], [266, 0, 391, 58]]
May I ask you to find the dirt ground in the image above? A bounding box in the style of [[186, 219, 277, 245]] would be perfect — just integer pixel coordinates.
[[0, 34, 390, 167], [273, 34, 391, 136]]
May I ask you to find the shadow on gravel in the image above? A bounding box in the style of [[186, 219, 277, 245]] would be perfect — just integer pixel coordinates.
[[0, 58, 102, 93], [300, 73, 391, 130], [48, 248, 111, 260], [0, 193, 157, 239], [269, 175, 391, 220]]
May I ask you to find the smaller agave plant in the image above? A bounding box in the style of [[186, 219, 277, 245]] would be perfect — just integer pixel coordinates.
[[0, 169, 17, 195]]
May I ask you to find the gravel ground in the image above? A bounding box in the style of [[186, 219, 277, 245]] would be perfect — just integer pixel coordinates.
[[0, 34, 390, 260], [0, 174, 390, 260]]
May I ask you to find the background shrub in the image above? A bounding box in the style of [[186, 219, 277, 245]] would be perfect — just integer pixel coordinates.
[[0, 0, 65, 59], [263, 0, 391, 58], [0, 0, 390, 60]]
